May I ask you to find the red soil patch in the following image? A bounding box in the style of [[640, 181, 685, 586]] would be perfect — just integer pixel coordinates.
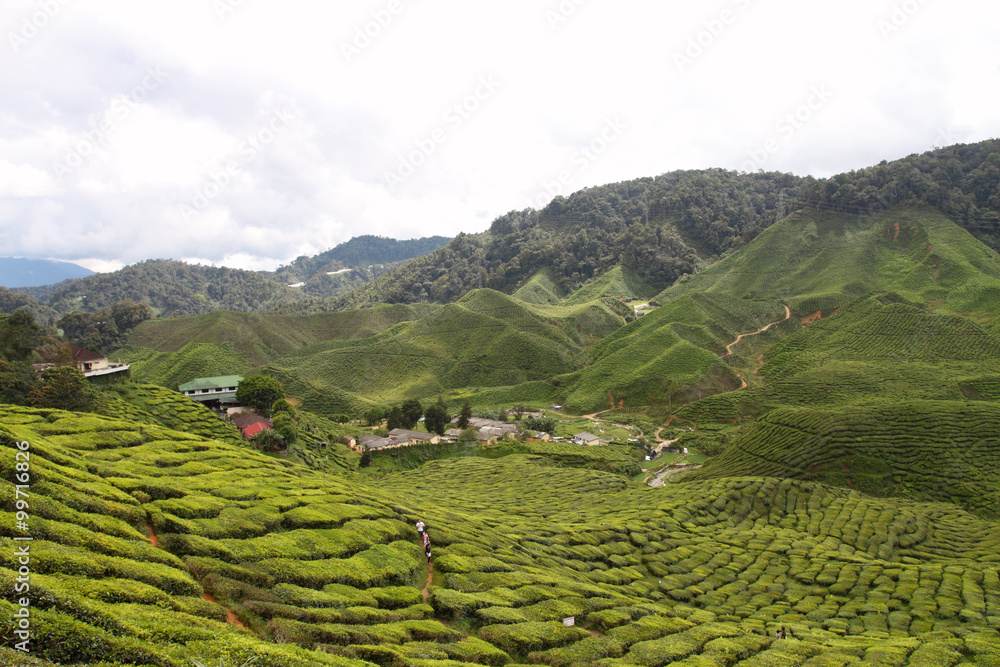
[[801, 310, 823, 326], [144, 521, 159, 548], [202, 592, 246, 629]]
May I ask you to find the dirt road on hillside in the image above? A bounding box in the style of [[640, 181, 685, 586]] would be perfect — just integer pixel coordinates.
[[724, 305, 792, 357]]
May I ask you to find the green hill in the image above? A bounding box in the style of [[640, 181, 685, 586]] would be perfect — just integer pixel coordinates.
[[678, 293, 1000, 518], [117, 305, 438, 388], [266, 293, 588, 413], [4, 407, 1000, 664], [655, 206, 1000, 325], [561, 266, 659, 307], [511, 268, 566, 306]]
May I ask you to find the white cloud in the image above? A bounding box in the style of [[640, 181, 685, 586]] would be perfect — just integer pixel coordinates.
[[0, 0, 998, 271]]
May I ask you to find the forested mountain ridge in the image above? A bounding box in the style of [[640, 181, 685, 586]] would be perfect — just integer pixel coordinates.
[[270, 235, 451, 284], [14, 237, 451, 319], [20, 259, 304, 319], [282, 170, 802, 314], [284, 139, 1000, 314]]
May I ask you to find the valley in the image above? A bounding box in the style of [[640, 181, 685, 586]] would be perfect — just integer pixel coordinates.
[[4, 143, 1000, 665]]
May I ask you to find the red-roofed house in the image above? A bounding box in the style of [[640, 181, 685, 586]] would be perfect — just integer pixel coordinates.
[[241, 422, 273, 440], [37, 343, 130, 379]]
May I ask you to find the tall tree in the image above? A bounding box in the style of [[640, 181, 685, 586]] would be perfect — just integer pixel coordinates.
[[424, 402, 449, 436], [401, 399, 423, 429], [236, 375, 285, 414], [386, 406, 406, 431], [28, 366, 92, 411], [457, 400, 473, 429], [1, 310, 42, 362]]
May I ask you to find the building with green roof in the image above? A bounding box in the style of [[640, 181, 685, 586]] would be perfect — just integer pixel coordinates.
[[178, 375, 244, 406]]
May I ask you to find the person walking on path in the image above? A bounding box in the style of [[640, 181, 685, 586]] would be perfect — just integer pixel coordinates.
[[425, 543, 432, 563], [416, 520, 425, 538], [423, 531, 430, 548]]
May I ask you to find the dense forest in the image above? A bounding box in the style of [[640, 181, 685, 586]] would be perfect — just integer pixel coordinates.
[[282, 140, 1000, 313], [282, 170, 802, 312], [796, 139, 1000, 248], [19, 259, 304, 318], [270, 235, 450, 284]]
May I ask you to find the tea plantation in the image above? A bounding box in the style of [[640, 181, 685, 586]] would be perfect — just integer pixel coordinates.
[[3, 406, 1000, 665]]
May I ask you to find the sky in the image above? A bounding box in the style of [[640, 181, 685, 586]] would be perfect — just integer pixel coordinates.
[[1, 0, 998, 274]]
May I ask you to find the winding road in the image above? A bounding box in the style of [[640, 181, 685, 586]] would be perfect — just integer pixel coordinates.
[[724, 305, 792, 357]]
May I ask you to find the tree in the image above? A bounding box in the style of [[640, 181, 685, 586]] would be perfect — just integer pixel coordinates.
[[28, 366, 93, 411], [386, 406, 406, 431], [401, 399, 423, 429], [272, 413, 298, 445], [457, 400, 473, 429], [424, 404, 449, 436], [459, 427, 479, 443], [524, 416, 555, 434], [0, 310, 42, 362], [0, 359, 37, 405], [359, 450, 373, 468], [272, 399, 297, 418], [236, 375, 285, 414], [364, 407, 387, 427], [251, 428, 286, 453]]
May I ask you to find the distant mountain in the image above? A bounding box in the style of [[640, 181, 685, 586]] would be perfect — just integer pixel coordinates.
[[20, 259, 304, 319], [272, 235, 451, 284], [0, 257, 93, 288], [15, 236, 451, 319]]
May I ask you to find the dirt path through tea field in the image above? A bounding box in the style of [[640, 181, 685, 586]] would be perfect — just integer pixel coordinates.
[[724, 304, 792, 357], [422, 563, 434, 605], [146, 519, 247, 629]]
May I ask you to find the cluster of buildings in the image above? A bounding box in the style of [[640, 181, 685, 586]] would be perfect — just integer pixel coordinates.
[[177, 375, 613, 453]]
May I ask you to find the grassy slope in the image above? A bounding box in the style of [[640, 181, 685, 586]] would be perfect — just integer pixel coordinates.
[[656, 206, 1000, 322], [4, 407, 1000, 665], [119, 305, 439, 386], [682, 294, 1000, 517]]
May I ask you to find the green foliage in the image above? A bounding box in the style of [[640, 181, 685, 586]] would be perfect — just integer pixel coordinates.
[[29, 366, 94, 411], [0, 308, 43, 361], [458, 400, 473, 429], [236, 375, 284, 414], [402, 399, 424, 430], [59, 301, 152, 354]]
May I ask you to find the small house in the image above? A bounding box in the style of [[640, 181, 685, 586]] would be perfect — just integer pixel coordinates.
[[572, 432, 602, 446], [388, 429, 441, 446], [241, 421, 272, 440], [180, 375, 244, 407]]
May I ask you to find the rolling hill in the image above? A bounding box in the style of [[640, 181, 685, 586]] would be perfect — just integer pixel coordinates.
[[5, 407, 1000, 665]]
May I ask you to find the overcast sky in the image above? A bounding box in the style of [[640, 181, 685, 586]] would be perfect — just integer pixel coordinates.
[[1, 0, 998, 273]]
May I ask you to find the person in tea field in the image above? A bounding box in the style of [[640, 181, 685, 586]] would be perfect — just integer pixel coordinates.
[[423, 531, 430, 548], [781, 627, 787, 640], [416, 519, 425, 538], [425, 543, 432, 562]]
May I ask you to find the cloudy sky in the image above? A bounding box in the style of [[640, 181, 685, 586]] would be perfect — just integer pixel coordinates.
[[1, 0, 998, 273]]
